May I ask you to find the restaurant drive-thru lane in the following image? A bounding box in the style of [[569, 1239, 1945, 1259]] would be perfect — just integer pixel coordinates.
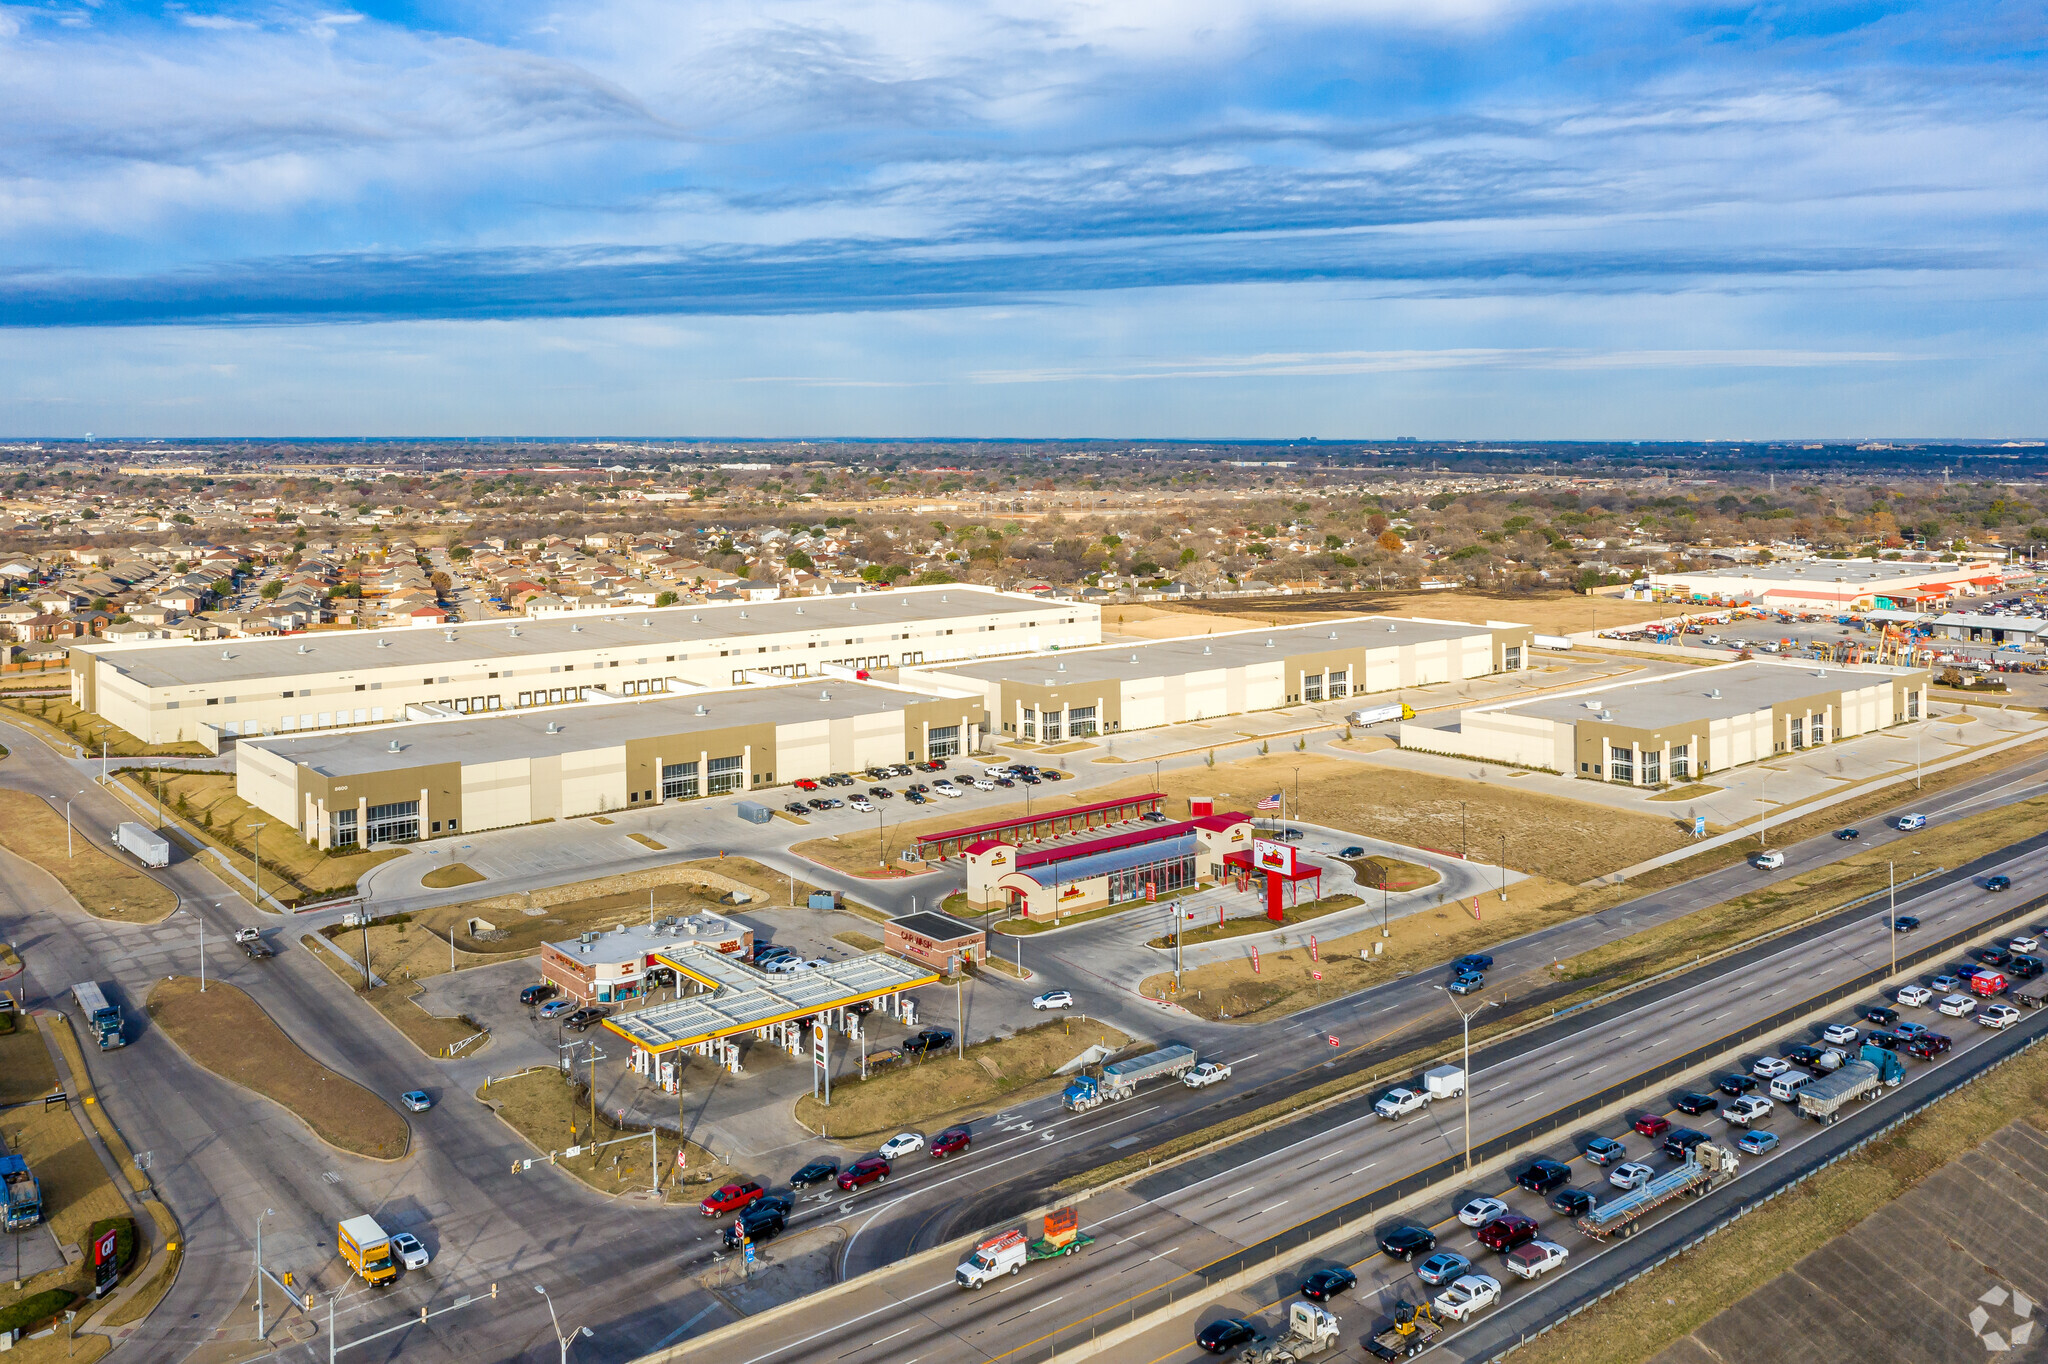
[[651, 836, 2048, 1364]]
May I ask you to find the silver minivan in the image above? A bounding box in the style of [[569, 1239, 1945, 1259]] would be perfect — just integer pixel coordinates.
[[1768, 1072, 1811, 1103]]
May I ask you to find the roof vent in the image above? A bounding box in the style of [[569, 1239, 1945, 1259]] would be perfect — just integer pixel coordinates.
[[545, 721, 560, 734], [1329, 631, 1339, 640], [387, 739, 402, 753], [850, 602, 859, 611], [1814, 668, 1827, 677], [297, 643, 311, 653], [220, 649, 233, 660], [940, 594, 949, 602], [819, 689, 831, 700], [1266, 638, 1274, 648], [1202, 644, 1211, 655], [692, 614, 701, 623], [1598, 708, 1613, 721], [694, 704, 708, 716], [640, 618, 650, 627], [1388, 622, 1398, 632], [1131, 654, 1139, 663], [795, 606, 804, 615], [1708, 688, 1721, 698], [1057, 660, 1066, 671], [739, 610, 747, 619], [570, 623, 581, 633], [376, 638, 390, 648], [443, 630, 456, 642]]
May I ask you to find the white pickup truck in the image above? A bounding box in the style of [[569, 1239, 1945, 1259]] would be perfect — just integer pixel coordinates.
[[1504, 1240, 1569, 1281], [1373, 1087, 1431, 1120], [1183, 1061, 1233, 1089]]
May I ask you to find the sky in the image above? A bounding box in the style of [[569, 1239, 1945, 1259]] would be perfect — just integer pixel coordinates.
[[1, 0, 2043, 438]]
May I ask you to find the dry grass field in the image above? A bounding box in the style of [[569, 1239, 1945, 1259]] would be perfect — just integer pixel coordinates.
[[478, 1068, 734, 1200], [1136, 588, 1675, 636], [301, 935, 489, 1058], [0, 695, 208, 757], [147, 977, 410, 1159], [0, 789, 176, 923]]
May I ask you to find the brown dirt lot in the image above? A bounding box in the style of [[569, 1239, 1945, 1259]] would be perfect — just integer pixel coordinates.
[[0, 789, 176, 923], [146, 977, 409, 1159], [1513, 1017, 2048, 1364], [793, 1017, 1131, 1139], [1143, 876, 1579, 1021], [795, 753, 1688, 887], [477, 1068, 735, 1201], [115, 769, 403, 905], [1135, 589, 1675, 636]]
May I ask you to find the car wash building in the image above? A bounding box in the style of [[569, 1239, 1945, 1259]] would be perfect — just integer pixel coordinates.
[[962, 812, 1253, 923]]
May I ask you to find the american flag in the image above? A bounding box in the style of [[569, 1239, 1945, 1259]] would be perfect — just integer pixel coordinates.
[[1256, 791, 1282, 810]]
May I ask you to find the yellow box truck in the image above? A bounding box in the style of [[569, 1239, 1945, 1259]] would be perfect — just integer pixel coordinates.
[[338, 1215, 396, 1287]]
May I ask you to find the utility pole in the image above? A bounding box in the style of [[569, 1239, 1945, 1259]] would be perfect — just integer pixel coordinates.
[[256, 1207, 273, 1339], [1889, 860, 1897, 980], [1435, 987, 1496, 1177], [1460, 801, 1467, 860], [955, 978, 965, 1059], [1173, 900, 1184, 990], [65, 790, 83, 858], [1499, 833, 1507, 902], [248, 821, 266, 908]]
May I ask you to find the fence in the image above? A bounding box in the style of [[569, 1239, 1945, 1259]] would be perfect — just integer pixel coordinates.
[[1017, 888, 2048, 1361]]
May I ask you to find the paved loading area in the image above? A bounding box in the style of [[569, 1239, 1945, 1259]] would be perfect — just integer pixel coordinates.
[[1653, 1118, 2048, 1364]]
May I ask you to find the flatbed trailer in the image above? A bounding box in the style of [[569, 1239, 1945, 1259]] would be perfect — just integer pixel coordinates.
[[1577, 1142, 1740, 1240]]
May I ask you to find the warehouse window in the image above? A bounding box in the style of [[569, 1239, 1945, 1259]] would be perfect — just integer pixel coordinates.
[[1067, 706, 1097, 738], [1671, 745, 1690, 780], [1908, 692, 1920, 719], [707, 756, 745, 794], [928, 724, 961, 758], [1021, 707, 1037, 741], [1643, 750, 1661, 784], [1810, 715, 1824, 745], [331, 809, 358, 849], [1608, 745, 1633, 784], [662, 761, 699, 800], [1328, 668, 1349, 698], [1304, 673, 1323, 702], [1042, 711, 1063, 743], [1504, 646, 1522, 670], [366, 801, 419, 844]]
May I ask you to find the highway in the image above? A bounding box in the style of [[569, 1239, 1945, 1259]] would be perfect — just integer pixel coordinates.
[[652, 837, 2048, 1364]]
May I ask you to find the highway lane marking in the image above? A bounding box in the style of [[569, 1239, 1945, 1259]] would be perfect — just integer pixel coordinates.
[[1571, 1064, 1606, 1080], [653, 1303, 723, 1350], [1227, 1052, 1260, 1064], [1239, 1200, 1288, 1222], [1146, 1245, 1181, 1262], [1504, 1091, 1541, 1108]]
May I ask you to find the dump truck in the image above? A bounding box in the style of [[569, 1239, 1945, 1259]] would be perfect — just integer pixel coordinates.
[[1577, 1141, 1741, 1240], [955, 1208, 1093, 1287], [110, 822, 171, 868], [1798, 1045, 1905, 1124], [2013, 974, 2048, 1009], [1062, 1044, 1196, 1111], [1365, 1301, 1441, 1360], [1233, 1303, 1339, 1363], [338, 1215, 398, 1286], [71, 981, 125, 1050], [0, 1156, 42, 1231]]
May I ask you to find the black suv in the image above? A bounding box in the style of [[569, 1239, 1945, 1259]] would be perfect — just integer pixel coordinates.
[[1512, 1158, 1572, 1194], [722, 1202, 787, 1250], [1662, 1127, 1710, 1159]]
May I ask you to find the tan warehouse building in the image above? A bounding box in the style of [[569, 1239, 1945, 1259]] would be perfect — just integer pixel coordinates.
[[1399, 659, 1931, 783], [899, 615, 1533, 741], [237, 679, 983, 846], [68, 585, 1098, 747]]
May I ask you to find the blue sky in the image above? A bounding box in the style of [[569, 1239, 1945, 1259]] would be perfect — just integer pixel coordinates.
[[0, 0, 2042, 437]]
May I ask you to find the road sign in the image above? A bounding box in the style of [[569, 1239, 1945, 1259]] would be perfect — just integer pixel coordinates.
[[1693, 815, 1707, 838], [93, 1226, 119, 1297], [1309, 934, 1319, 961], [744, 1244, 756, 1266], [1251, 945, 1260, 974]]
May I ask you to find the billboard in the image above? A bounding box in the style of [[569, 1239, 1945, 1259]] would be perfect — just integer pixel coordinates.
[[1252, 838, 1297, 877]]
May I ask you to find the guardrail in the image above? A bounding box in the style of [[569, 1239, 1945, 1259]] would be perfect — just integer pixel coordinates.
[[1018, 888, 2048, 1362]]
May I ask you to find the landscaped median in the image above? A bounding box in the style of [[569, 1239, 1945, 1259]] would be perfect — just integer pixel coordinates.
[[0, 695, 207, 758], [146, 977, 410, 1160], [793, 1017, 1130, 1139], [476, 1068, 735, 1200], [0, 788, 175, 924]]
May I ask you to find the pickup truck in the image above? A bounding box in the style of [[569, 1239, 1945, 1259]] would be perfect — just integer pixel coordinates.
[[1722, 1096, 1774, 1126], [1184, 1061, 1232, 1088], [1373, 1087, 1431, 1120], [1504, 1240, 1569, 1281]]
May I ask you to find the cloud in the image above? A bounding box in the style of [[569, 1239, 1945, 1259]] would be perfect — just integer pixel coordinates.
[[967, 347, 1919, 383]]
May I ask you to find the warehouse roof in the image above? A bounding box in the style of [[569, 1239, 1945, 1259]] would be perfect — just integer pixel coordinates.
[[242, 679, 953, 776], [76, 585, 1059, 689], [924, 615, 1512, 690], [1498, 660, 1920, 731]]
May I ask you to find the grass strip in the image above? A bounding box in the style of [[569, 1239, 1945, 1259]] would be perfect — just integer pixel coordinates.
[[421, 862, 487, 888], [146, 977, 410, 1159], [476, 1068, 734, 1201], [0, 789, 176, 924]]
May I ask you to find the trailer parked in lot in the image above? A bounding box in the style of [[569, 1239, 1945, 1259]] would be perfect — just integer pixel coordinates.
[[1577, 1142, 1740, 1240], [1062, 1044, 1196, 1111]]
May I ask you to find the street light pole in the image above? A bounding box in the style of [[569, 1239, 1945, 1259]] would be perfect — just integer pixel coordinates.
[[1499, 833, 1507, 902], [248, 822, 266, 908], [1435, 987, 1496, 1177], [1889, 860, 1897, 980], [256, 1207, 273, 1339], [535, 1285, 593, 1364], [1758, 771, 1768, 848], [65, 789, 83, 858]]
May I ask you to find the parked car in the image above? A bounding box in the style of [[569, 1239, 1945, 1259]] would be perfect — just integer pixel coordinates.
[[1458, 1196, 1510, 1227], [1338, 845, 1366, 857], [850, 796, 873, 812], [1197, 1319, 1259, 1355], [1897, 985, 1934, 1007], [931, 1126, 971, 1158], [564, 1007, 609, 1031], [1377, 1225, 1436, 1261], [1299, 1266, 1357, 1301], [1583, 1136, 1628, 1165], [1633, 1113, 1673, 1138], [792, 778, 819, 791], [399, 1090, 432, 1113], [519, 983, 556, 1006], [878, 1132, 925, 1160], [1416, 1251, 1471, 1287], [1476, 1215, 1539, 1253], [1031, 990, 1075, 1010], [789, 1158, 839, 1188], [836, 1157, 891, 1190], [784, 802, 810, 815], [903, 1028, 954, 1054], [538, 998, 575, 1019], [700, 1181, 767, 1216], [1737, 1129, 1781, 1155], [1609, 1162, 1655, 1191]]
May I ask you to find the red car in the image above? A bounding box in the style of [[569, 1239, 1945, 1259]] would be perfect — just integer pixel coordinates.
[[1475, 1214, 1539, 1253], [793, 778, 819, 791], [699, 1181, 766, 1217], [837, 1156, 891, 1190], [1633, 1114, 1672, 1138], [930, 1126, 971, 1158]]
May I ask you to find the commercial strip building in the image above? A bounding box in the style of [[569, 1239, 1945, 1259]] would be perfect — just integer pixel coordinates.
[[1926, 612, 2048, 647], [962, 811, 1253, 922], [900, 615, 1534, 742], [539, 914, 754, 1006], [1401, 659, 1932, 784], [66, 585, 1098, 747], [236, 679, 984, 846], [1645, 559, 2002, 612]]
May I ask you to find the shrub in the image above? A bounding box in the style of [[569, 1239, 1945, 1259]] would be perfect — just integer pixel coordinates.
[[0, 1288, 78, 1336]]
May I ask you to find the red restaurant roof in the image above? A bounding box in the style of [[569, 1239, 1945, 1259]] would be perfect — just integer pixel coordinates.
[[915, 792, 1167, 847], [1015, 812, 1251, 871]]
